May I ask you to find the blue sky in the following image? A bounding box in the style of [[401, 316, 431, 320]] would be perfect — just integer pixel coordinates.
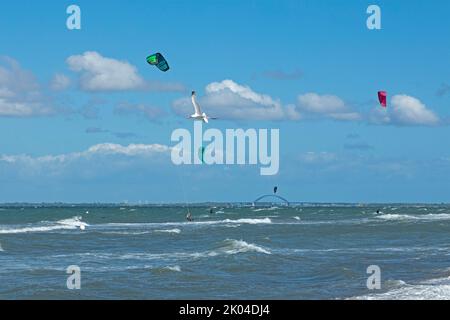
[[1, 0, 450, 203]]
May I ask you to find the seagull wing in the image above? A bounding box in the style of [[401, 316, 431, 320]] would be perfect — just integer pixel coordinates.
[[191, 92, 202, 115]]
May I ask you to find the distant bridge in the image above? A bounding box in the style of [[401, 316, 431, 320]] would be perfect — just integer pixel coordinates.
[[253, 194, 290, 206]]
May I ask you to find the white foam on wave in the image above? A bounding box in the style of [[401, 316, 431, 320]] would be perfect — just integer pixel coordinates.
[[223, 224, 241, 228], [252, 207, 279, 212], [101, 231, 153, 235], [422, 213, 450, 220], [376, 213, 450, 222], [352, 277, 450, 300], [164, 265, 181, 272], [0, 216, 88, 234], [385, 279, 407, 288], [103, 217, 272, 229], [376, 214, 418, 221], [282, 246, 450, 255], [154, 228, 181, 234], [58, 216, 89, 230], [293, 216, 301, 221], [218, 239, 271, 255], [100, 229, 181, 235], [103, 239, 272, 261], [0, 225, 70, 234], [223, 218, 272, 225]]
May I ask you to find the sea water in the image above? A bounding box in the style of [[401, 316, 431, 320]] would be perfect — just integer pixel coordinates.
[[1, 204, 450, 300]]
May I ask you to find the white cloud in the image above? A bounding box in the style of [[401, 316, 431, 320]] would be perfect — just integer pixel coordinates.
[[298, 93, 346, 113], [85, 143, 170, 156], [390, 95, 439, 126], [206, 80, 278, 106], [0, 143, 171, 178], [0, 143, 171, 165], [296, 93, 440, 126], [369, 95, 440, 126], [297, 93, 361, 121], [171, 82, 443, 126], [0, 99, 41, 117], [50, 73, 71, 91], [0, 143, 172, 179], [0, 57, 54, 117], [172, 79, 300, 121], [67, 51, 184, 92], [67, 51, 145, 91], [369, 107, 391, 125]]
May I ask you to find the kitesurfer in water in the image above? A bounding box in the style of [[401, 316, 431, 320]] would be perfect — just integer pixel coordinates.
[[186, 212, 193, 222]]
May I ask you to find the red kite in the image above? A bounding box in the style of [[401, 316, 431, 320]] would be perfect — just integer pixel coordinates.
[[378, 91, 387, 107]]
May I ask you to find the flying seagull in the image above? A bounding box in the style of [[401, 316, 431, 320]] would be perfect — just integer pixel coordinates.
[[189, 91, 217, 123]]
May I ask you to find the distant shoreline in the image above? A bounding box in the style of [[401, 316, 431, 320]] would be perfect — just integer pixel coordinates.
[[0, 202, 449, 208]]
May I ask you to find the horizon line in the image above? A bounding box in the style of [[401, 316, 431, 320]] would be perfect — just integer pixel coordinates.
[[0, 202, 449, 206]]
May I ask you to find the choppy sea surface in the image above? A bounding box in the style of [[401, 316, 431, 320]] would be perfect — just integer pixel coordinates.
[[1, 204, 450, 300]]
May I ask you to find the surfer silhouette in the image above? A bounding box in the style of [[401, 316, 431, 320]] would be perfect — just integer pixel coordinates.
[[186, 212, 193, 222]]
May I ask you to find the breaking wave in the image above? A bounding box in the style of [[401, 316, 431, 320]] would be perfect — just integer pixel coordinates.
[[223, 218, 272, 225], [217, 239, 271, 255], [0, 216, 89, 234], [103, 218, 272, 229], [0, 216, 88, 234], [352, 277, 450, 300], [376, 214, 418, 221], [57, 239, 272, 263], [154, 229, 181, 234], [252, 207, 279, 212], [163, 265, 181, 272], [376, 213, 450, 222]]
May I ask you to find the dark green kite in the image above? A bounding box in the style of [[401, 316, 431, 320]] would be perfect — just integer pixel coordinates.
[[146, 53, 170, 72], [198, 146, 205, 164]]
